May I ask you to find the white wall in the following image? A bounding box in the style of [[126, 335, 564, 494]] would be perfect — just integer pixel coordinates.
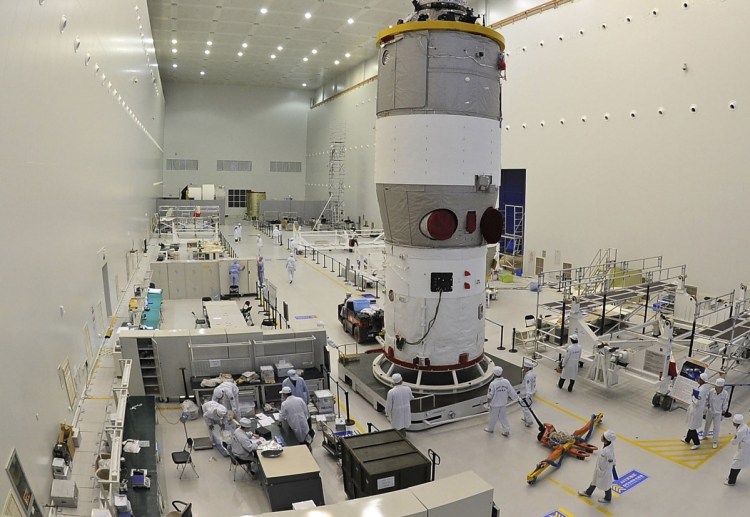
[[162, 83, 309, 216], [306, 81, 382, 227], [0, 0, 164, 507], [499, 0, 750, 294]]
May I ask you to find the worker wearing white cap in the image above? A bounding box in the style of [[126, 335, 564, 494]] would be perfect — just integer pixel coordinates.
[[230, 417, 259, 466], [520, 358, 537, 428], [282, 369, 310, 403], [202, 400, 230, 431], [685, 372, 711, 449], [256, 234, 264, 258], [704, 378, 730, 449], [484, 366, 518, 437], [286, 252, 297, 283], [385, 373, 414, 431], [578, 430, 617, 503], [279, 386, 310, 443], [726, 414, 749, 486], [212, 380, 240, 416], [557, 334, 582, 392]]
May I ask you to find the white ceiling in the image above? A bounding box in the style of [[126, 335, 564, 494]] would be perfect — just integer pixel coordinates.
[[147, 0, 435, 90]]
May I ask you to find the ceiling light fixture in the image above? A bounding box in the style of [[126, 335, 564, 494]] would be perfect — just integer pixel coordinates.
[[200, 71, 205, 75], [172, 63, 177, 68], [311, 49, 318, 54], [345, 52, 351, 58], [277, 45, 283, 51], [171, 48, 177, 53], [271, 54, 276, 59], [242, 42, 248, 48], [304, 12, 311, 19], [303, 57, 308, 62], [334, 60, 340, 65], [171, 38, 177, 44], [207, 40, 213, 46], [237, 51, 243, 56], [260, 7, 268, 14], [347, 18, 354, 24], [204, 49, 210, 55], [302, 83, 307, 87]]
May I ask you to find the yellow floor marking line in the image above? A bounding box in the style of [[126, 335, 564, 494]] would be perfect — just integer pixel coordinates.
[[546, 478, 613, 516], [335, 400, 366, 433], [535, 395, 598, 425]]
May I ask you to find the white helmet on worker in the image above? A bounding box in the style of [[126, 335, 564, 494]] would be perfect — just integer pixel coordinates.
[[493, 366, 503, 377], [716, 378, 726, 387], [392, 373, 403, 384], [699, 372, 709, 382], [280, 386, 292, 395], [733, 414, 744, 425], [287, 369, 297, 378], [570, 334, 579, 343], [603, 430, 616, 442]]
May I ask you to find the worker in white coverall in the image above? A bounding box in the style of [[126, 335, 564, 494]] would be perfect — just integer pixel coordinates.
[[229, 417, 259, 475], [202, 401, 229, 430], [257, 256, 265, 286], [286, 253, 297, 283], [704, 378, 730, 449], [726, 414, 750, 486], [385, 373, 414, 431], [256, 235, 264, 257], [520, 358, 537, 428], [279, 386, 310, 443], [212, 380, 240, 416], [484, 366, 518, 436], [272, 225, 281, 245], [282, 369, 309, 403], [557, 334, 582, 392], [234, 223, 242, 242], [685, 372, 711, 449], [578, 430, 617, 503]]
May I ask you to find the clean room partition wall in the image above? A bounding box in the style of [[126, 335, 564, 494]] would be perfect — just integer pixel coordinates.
[[162, 83, 309, 216], [498, 0, 750, 294], [0, 0, 164, 506]]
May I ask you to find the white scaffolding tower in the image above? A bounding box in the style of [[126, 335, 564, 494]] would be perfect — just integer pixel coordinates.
[[315, 125, 346, 230]]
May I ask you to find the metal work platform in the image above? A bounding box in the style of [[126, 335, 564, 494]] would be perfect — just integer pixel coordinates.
[[338, 353, 521, 431]]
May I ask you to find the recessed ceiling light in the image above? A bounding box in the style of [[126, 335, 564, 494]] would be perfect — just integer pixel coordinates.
[[304, 12, 311, 19], [171, 39, 177, 44], [260, 7, 268, 14], [271, 54, 276, 59], [237, 51, 243, 57], [347, 18, 354, 24], [311, 49, 318, 54], [200, 71, 205, 76], [303, 57, 308, 62], [302, 83, 307, 87], [345, 52, 351, 58], [204, 49, 210, 55], [242, 42, 248, 48], [334, 60, 340, 65], [171, 48, 177, 53], [172, 63, 177, 68], [207, 40, 213, 46], [277, 45, 283, 51]]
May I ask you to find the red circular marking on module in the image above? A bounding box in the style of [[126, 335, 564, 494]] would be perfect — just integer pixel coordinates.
[[421, 209, 458, 240]]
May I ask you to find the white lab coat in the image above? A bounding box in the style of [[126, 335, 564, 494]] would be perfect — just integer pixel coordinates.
[[486, 376, 519, 433], [289, 238, 297, 255], [280, 395, 310, 443], [591, 442, 616, 490], [731, 423, 750, 469], [202, 401, 229, 428], [385, 384, 414, 430], [286, 256, 297, 282], [704, 387, 729, 443], [256, 236, 264, 257], [521, 370, 537, 424], [273, 227, 281, 245], [234, 225, 241, 242], [230, 427, 257, 461], [212, 381, 240, 415], [560, 342, 582, 380], [686, 383, 711, 429], [282, 375, 309, 403]]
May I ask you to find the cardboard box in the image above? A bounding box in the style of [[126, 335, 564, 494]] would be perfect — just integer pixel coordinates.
[[57, 424, 76, 461]]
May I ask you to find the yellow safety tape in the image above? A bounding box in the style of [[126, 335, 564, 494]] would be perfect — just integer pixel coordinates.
[[335, 400, 366, 434], [546, 478, 613, 515]]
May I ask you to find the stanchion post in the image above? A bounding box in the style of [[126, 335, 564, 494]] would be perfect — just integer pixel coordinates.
[[509, 327, 518, 353]]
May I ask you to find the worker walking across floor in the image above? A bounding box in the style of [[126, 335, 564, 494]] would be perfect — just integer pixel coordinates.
[[257, 256, 265, 286], [286, 252, 296, 283], [704, 378, 730, 449], [256, 234, 264, 257], [725, 414, 749, 486], [485, 366, 518, 436], [520, 358, 537, 428], [279, 386, 311, 444], [234, 223, 242, 242], [273, 225, 281, 245], [578, 430, 617, 504], [685, 372, 711, 449], [558, 334, 582, 392], [385, 373, 413, 431]]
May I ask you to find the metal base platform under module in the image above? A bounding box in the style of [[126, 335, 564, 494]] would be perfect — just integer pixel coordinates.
[[338, 353, 522, 431]]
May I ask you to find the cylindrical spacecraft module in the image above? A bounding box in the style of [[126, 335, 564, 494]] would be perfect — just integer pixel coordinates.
[[372, 1, 505, 394]]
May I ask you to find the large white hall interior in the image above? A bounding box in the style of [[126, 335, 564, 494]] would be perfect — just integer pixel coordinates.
[[2, 1, 750, 516]]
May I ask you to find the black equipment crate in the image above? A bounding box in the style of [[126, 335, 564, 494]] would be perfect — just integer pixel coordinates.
[[340, 430, 430, 499]]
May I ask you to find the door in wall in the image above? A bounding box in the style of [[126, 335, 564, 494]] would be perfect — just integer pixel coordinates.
[[499, 169, 526, 256]]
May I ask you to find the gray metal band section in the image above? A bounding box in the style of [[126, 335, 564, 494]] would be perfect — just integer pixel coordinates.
[[376, 183, 498, 248], [377, 29, 502, 121]]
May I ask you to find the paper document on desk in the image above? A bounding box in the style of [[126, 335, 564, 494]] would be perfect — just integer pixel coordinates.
[[256, 414, 275, 427]]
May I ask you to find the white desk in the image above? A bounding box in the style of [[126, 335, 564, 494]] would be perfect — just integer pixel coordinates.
[[203, 301, 247, 328]]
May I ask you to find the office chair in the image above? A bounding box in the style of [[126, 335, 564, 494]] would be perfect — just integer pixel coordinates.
[[222, 442, 256, 481], [171, 438, 199, 479], [166, 500, 193, 517]]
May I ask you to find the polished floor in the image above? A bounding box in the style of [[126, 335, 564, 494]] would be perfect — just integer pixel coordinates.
[[66, 222, 750, 517]]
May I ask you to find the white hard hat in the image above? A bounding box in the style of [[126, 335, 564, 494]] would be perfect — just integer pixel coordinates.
[[699, 372, 709, 382], [570, 334, 579, 342], [216, 406, 227, 416], [733, 414, 744, 425], [392, 373, 403, 384], [493, 366, 503, 377], [716, 378, 726, 387], [287, 369, 297, 377], [603, 430, 616, 442], [239, 418, 253, 428], [280, 386, 292, 395]]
